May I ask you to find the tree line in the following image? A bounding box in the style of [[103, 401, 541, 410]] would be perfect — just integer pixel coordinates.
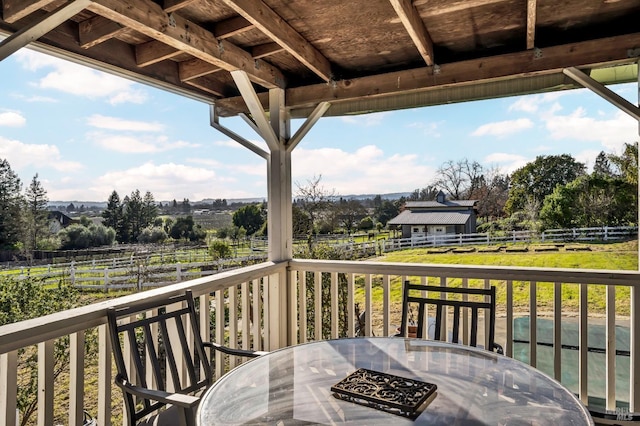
[[1, 142, 637, 259]]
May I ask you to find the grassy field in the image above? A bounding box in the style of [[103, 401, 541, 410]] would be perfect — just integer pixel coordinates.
[[360, 240, 639, 319]]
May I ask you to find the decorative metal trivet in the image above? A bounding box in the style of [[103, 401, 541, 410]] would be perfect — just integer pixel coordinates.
[[331, 368, 437, 419]]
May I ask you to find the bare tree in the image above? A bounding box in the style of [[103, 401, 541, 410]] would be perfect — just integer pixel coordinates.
[[295, 175, 335, 247], [432, 158, 483, 199]]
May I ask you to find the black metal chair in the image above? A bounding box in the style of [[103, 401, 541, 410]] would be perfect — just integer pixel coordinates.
[[107, 289, 264, 426], [399, 281, 504, 354]]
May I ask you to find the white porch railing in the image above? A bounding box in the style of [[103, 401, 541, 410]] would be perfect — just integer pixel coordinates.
[[1, 259, 639, 424]]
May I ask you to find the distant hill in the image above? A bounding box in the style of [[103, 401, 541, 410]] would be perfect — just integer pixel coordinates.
[[49, 192, 408, 207]]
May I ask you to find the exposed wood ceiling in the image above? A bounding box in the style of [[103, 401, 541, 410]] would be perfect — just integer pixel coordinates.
[[1, 0, 639, 118]]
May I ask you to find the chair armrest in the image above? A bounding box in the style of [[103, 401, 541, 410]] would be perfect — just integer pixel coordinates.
[[115, 375, 200, 408], [204, 341, 267, 358]]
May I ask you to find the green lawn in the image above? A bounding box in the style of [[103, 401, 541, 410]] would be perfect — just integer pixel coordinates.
[[366, 240, 638, 316]]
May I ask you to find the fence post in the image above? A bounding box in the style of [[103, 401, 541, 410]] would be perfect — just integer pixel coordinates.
[[70, 262, 75, 286], [604, 226, 609, 241], [176, 264, 181, 282], [104, 267, 109, 292]]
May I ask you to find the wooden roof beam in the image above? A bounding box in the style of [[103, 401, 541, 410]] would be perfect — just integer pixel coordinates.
[[389, 0, 434, 66], [214, 16, 253, 39], [87, 0, 285, 89], [135, 40, 181, 66], [79, 15, 125, 49], [252, 42, 284, 59], [526, 0, 537, 50], [413, 0, 507, 17], [220, 0, 332, 82], [184, 76, 227, 97], [2, 0, 58, 24], [163, 0, 199, 14], [216, 32, 640, 114], [0, 0, 91, 62], [179, 58, 221, 81]]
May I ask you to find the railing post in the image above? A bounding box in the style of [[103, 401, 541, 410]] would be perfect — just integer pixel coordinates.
[[0, 351, 17, 426], [69, 331, 85, 426], [38, 340, 55, 426], [631, 286, 640, 412], [97, 324, 112, 426]]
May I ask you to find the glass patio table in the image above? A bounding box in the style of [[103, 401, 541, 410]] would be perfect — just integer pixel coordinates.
[[197, 337, 593, 425]]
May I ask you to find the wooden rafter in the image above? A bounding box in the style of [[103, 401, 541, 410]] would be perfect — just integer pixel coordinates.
[[2, 0, 57, 24], [135, 40, 181, 67], [87, 0, 285, 89], [527, 0, 537, 50], [79, 16, 124, 49], [214, 16, 253, 39], [163, 0, 199, 13], [216, 32, 640, 114], [178, 58, 220, 81], [252, 42, 284, 59], [0, 0, 91, 62], [220, 0, 332, 82], [412, 0, 507, 16], [184, 76, 227, 97], [389, 0, 434, 66]]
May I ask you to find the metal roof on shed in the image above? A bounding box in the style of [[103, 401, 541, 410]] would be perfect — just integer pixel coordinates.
[[405, 200, 476, 208], [387, 210, 472, 226]]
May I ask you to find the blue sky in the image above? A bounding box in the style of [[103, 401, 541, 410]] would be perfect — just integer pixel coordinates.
[[0, 47, 638, 203]]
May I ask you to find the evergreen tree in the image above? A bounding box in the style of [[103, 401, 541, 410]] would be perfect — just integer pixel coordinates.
[[0, 159, 23, 249], [102, 191, 126, 242], [142, 191, 158, 227], [123, 190, 144, 242], [593, 151, 613, 177], [23, 174, 49, 256]]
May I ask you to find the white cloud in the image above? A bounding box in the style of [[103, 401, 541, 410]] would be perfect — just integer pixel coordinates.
[[86, 114, 165, 132], [88, 162, 258, 201], [543, 108, 636, 152], [408, 121, 442, 137], [16, 49, 147, 104], [508, 93, 565, 113], [471, 118, 534, 137], [0, 111, 26, 127], [0, 136, 84, 172], [483, 152, 529, 174], [89, 132, 199, 153], [292, 145, 435, 195], [340, 111, 392, 126], [214, 139, 268, 151]]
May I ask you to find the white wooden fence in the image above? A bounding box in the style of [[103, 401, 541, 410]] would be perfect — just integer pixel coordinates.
[[382, 226, 637, 252]]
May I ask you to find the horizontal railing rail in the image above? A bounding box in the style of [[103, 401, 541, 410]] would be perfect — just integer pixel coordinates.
[[288, 259, 640, 416], [2, 259, 639, 424], [0, 261, 284, 426]]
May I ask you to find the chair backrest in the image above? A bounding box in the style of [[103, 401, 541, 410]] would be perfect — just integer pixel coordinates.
[[107, 290, 212, 424], [399, 281, 499, 351]]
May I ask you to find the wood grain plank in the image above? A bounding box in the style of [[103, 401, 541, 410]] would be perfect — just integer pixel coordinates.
[[252, 42, 284, 59], [2, 0, 57, 24], [217, 32, 640, 113], [179, 58, 221, 81], [221, 0, 332, 81], [527, 0, 537, 50], [389, 0, 434, 66], [214, 16, 253, 39], [136, 39, 181, 66], [163, 0, 199, 13], [88, 0, 285, 89], [79, 15, 124, 49]]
